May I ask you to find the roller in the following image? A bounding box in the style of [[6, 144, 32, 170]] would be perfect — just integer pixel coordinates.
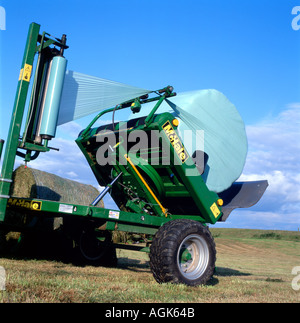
[[38, 55, 68, 140]]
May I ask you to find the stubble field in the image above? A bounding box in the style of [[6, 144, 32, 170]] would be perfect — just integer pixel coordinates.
[[0, 228, 299, 303]]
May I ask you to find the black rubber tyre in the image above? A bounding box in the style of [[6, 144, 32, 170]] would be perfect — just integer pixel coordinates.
[[149, 219, 216, 286], [75, 228, 117, 267]]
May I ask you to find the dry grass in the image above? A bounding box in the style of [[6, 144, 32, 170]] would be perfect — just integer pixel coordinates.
[[0, 228, 299, 303]]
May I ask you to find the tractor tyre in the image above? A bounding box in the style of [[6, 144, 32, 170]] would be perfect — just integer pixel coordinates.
[[149, 219, 216, 286], [75, 228, 117, 267]]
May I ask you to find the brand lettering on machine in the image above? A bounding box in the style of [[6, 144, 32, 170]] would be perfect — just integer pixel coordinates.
[[162, 121, 189, 163], [7, 198, 42, 211]]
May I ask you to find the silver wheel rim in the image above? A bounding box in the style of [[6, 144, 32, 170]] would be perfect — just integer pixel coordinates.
[[177, 234, 209, 280]]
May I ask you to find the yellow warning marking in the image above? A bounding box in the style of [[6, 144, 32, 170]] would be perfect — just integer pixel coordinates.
[[210, 202, 221, 218], [32, 202, 40, 210], [22, 64, 32, 82]]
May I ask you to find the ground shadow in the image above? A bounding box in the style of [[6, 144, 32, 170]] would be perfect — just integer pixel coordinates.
[[206, 267, 251, 286], [117, 257, 150, 272], [215, 266, 251, 277], [1, 231, 150, 271]]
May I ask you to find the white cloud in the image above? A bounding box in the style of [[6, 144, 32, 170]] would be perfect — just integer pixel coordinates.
[[240, 170, 300, 203], [244, 105, 300, 173], [57, 121, 83, 139], [234, 104, 300, 230], [29, 137, 97, 186], [66, 171, 78, 178], [215, 209, 300, 231]]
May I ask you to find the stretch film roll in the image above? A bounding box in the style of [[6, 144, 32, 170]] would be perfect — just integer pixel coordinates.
[[40, 56, 68, 139]]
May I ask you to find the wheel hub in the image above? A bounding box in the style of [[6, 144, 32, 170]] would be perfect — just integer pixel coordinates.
[[177, 234, 210, 281]]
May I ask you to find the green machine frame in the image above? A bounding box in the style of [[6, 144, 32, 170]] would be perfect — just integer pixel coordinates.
[[0, 23, 222, 234], [0, 23, 268, 286], [0, 23, 67, 222]]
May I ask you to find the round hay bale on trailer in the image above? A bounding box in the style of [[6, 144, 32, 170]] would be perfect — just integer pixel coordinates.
[[6, 166, 103, 231], [0, 166, 117, 266]]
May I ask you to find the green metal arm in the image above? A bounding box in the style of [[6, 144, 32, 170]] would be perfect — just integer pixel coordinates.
[[0, 23, 68, 222], [0, 23, 41, 222], [79, 86, 176, 140], [79, 105, 127, 139]]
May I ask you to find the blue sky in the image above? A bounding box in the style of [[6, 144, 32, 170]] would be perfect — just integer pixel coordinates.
[[0, 0, 299, 231]]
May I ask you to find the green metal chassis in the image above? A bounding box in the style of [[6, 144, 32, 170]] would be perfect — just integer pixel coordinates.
[[5, 196, 207, 236], [75, 108, 223, 223], [0, 23, 67, 222], [0, 23, 223, 246]]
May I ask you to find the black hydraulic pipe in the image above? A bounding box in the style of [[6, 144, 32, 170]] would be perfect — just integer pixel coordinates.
[[16, 150, 40, 161]]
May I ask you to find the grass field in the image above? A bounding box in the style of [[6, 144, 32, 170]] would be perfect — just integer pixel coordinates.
[[0, 228, 299, 303]]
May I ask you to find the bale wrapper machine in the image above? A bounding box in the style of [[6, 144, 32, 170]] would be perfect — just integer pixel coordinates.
[[0, 23, 268, 286]]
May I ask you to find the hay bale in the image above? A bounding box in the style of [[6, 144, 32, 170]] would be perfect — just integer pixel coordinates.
[[6, 166, 104, 230], [10, 166, 103, 206]]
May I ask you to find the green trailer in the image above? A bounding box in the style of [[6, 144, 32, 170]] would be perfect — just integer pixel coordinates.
[[0, 23, 268, 286]]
